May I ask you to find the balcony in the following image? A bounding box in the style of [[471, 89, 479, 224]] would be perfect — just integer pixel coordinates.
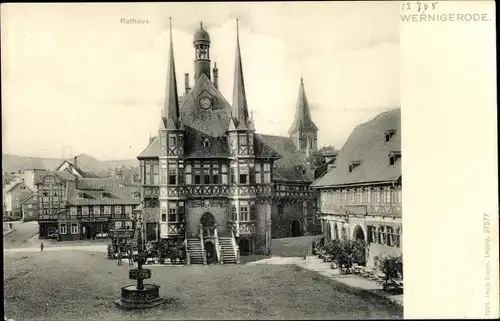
[[239, 221, 257, 234], [228, 220, 257, 236], [145, 184, 275, 198], [160, 222, 185, 238], [188, 185, 229, 197]]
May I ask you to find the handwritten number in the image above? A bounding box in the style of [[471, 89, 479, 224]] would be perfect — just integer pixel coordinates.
[[404, 1, 438, 12]]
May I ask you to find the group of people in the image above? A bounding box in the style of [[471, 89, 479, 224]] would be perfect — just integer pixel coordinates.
[[117, 245, 134, 266]]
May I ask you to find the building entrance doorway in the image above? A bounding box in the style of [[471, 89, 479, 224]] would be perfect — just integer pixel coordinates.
[[200, 212, 216, 238], [204, 241, 218, 264], [238, 238, 251, 256], [290, 219, 302, 237]]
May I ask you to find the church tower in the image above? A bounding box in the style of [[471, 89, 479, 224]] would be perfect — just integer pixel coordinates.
[[288, 77, 318, 155], [158, 18, 186, 238], [193, 22, 211, 81]]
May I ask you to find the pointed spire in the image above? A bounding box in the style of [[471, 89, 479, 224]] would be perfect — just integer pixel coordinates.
[[162, 17, 181, 131], [230, 18, 250, 130], [159, 109, 165, 129], [288, 76, 318, 134]]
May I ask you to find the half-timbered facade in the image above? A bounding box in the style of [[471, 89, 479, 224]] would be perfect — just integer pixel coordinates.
[[137, 20, 320, 260], [35, 171, 140, 241], [311, 108, 402, 268], [36, 171, 74, 239]]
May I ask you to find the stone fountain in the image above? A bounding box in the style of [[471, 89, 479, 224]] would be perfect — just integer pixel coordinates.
[[114, 205, 167, 309]]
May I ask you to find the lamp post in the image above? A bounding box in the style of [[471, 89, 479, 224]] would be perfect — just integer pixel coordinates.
[[114, 201, 166, 309]]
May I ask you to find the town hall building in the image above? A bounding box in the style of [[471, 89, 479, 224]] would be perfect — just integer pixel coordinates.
[[137, 19, 321, 263]]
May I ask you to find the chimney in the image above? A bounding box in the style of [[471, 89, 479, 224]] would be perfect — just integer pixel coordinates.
[[184, 73, 191, 95], [73, 155, 78, 168], [213, 62, 219, 89]]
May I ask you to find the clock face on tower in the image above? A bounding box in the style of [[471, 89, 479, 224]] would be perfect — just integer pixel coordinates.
[[199, 97, 212, 110]]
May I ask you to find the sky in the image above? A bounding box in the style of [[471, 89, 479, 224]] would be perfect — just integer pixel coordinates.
[[1, 2, 400, 160]]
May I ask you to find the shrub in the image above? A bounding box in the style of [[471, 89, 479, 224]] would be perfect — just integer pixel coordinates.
[[329, 239, 367, 272], [378, 254, 403, 283]]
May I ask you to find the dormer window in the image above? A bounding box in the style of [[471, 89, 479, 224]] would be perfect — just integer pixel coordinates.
[[203, 138, 211, 148], [132, 191, 140, 198], [348, 161, 361, 173], [385, 129, 396, 143], [102, 192, 112, 198], [78, 192, 85, 199], [389, 151, 401, 166]]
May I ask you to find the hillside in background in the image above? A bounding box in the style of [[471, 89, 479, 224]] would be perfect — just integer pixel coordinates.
[[2, 153, 139, 176]]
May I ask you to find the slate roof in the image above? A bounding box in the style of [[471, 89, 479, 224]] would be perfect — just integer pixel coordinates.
[[257, 134, 314, 182], [138, 136, 160, 158], [66, 178, 141, 206], [3, 180, 35, 197], [311, 108, 401, 188], [289, 78, 318, 134], [137, 131, 309, 182], [34, 171, 76, 184], [194, 23, 210, 42], [184, 126, 229, 158], [180, 73, 233, 137]]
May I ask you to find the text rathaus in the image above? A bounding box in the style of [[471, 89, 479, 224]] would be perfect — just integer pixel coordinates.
[[137, 20, 321, 259]]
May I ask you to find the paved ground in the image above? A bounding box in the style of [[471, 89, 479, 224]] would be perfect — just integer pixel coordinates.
[[3, 221, 40, 249], [4, 249, 402, 320], [249, 256, 403, 306], [271, 235, 321, 257]]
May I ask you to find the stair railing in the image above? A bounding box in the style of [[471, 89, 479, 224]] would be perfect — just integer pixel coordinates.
[[231, 227, 240, 264], [199, 224, 207, 265], [214, 224, 223, 264], [184, 229, 191, 265]]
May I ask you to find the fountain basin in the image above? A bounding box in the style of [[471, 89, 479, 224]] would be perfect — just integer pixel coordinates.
[[114, 284, 167, 309]]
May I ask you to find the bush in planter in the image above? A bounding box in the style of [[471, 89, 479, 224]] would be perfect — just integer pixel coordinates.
[[156, 239, 170, 264], [322, 239, 341, 263], [377, 254, 403, 292], [332, 239, 367, 273]]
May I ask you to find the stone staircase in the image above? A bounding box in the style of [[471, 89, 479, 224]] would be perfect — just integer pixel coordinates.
[[187, 238, 205, 264], [219, 237, 237, 264]]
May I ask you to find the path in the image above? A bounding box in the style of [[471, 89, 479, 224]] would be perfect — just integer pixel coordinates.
[[4, 244, 108, 253], [3, 221, 39, 248], [249, 255, 403, 306]]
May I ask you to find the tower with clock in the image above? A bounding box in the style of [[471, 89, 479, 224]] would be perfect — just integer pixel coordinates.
[[137, 18, 321, 264]]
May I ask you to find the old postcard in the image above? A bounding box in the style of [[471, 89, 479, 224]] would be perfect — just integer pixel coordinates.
[[1, 1, 497, 320]]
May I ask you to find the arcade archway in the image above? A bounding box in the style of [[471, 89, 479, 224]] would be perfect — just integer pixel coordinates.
[[353, 225, 366, 242]]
